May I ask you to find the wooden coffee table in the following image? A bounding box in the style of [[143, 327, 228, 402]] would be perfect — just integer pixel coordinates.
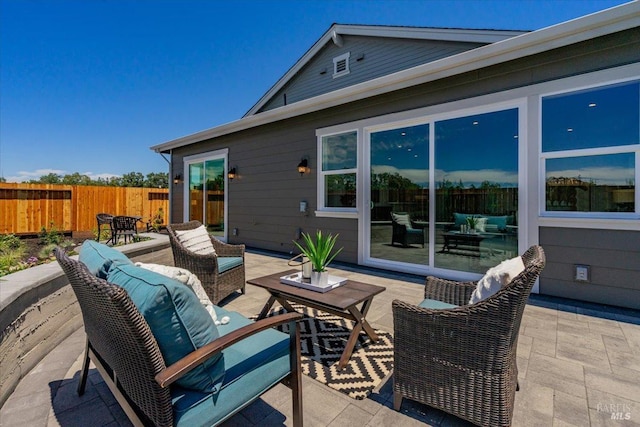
[[248, 270, 386, 370]]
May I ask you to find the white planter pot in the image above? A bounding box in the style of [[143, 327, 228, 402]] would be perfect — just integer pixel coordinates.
[[310, 270, 329, 287]]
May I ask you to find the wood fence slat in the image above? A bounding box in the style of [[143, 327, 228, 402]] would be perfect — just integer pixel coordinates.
[[0, 184, 169, 235]]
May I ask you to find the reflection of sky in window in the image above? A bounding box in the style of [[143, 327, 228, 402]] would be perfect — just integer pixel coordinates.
[[542, 82, 639, 152], [371, 124, 429, 187], [435, 109, 519, 187], [205, 160, 224, 179], [546, 153, 635, 186], [189, 163, 204, 187], [323, 132, 357, 170]]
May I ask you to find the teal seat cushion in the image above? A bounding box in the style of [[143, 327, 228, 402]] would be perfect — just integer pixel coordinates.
[[418, 298, 458, 310], [105, 263, 225, 393], [79, 240, 133, 279], [217, 256, 243, 273], [170, 312, 291, 427]]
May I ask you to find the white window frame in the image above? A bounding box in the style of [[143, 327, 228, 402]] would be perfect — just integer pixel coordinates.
[[315, 128, 359, 218], [538, 78, 640, 221], [182, 148, 229, 241], [332, 52, 350, 78]]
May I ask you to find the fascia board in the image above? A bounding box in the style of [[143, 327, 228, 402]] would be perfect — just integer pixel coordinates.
[[151, 2, 640, 154], [333, 24, 527, 43]]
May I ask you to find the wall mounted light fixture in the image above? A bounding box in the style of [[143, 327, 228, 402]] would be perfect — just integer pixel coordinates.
[[297, 158, 308, 176], [173, 173, 182, 185], [228, 167, 237, 181]]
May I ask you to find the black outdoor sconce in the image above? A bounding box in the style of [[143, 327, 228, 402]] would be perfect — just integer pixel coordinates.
[[297, 158, 308, 176], [173, 173, 182, 185], [228, 167, 237, 181]]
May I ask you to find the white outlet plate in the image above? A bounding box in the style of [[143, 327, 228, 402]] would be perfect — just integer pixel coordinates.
[[575, 265, 590, 282]]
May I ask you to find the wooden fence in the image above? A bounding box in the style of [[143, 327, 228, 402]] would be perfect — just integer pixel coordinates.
[[0, 183, 169, 235]]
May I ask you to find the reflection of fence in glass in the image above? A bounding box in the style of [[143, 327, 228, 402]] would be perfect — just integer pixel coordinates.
[[435, 187, 518, 222], [546, 177, 635, 212]]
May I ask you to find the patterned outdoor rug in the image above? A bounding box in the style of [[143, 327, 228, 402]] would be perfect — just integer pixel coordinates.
[[255, 304, 394, 400]]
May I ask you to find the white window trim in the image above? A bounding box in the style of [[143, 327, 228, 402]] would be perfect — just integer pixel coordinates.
[[315, 128, 359, 218], [183, 148, 230, 241], [538, 79, 640, 222], [333, 52, 350, 78]]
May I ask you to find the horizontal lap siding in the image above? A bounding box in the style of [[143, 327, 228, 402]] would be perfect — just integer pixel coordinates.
[[539, 227, 640, 310], [171, 28, 640, 279], [260, 36, 483, 112]]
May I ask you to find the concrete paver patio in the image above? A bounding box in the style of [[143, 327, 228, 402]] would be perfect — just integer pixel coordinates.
[[1, 246, 639, 426]]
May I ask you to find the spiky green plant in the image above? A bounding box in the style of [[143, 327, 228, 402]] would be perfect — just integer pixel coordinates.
[[293, 230, 343, 272]]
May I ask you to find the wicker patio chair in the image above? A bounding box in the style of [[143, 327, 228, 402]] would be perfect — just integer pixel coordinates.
[[95, 213, 114, 244], [392, 245, 545, 427], [391, 212, 425, 248], [55, 248, 303, 427], [167, 220, 245, 305]]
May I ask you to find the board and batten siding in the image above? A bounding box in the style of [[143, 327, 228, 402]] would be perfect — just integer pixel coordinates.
[[539, 227, 640, 310], [259, 36, 484, 113]]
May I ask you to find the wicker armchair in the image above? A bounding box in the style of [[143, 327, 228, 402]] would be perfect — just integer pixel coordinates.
[[391, 212, 425, 248], [55, 248, 303, 427], [167, 221, 245, 305], [392, 245, 545, 427]]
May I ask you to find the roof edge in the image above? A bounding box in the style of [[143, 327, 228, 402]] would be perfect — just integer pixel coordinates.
[[242, 24, 526, 117]]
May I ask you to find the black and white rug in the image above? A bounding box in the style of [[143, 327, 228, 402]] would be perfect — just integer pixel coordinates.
[[257, 304, 394, 400]]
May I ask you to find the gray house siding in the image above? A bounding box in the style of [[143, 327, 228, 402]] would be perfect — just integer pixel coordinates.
[[258, 36, 485, 113], [540, 228, 640, 310], [171, 27, 639, 308]]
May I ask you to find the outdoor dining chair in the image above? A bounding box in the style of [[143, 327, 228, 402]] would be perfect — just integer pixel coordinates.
[[111, 215, 138, 244], [95, 213, 114, 244]]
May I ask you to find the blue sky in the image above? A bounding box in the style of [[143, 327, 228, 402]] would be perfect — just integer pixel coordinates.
[[0, 0, 631, 183]]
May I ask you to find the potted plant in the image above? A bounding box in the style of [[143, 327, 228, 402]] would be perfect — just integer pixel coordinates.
[[466, 216, 479, 233], [293, 230, 343, 286]]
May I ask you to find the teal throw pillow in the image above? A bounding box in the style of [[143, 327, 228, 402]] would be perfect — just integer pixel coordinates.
[[106, 263, 225, 393], [79, 240, 133, 279]]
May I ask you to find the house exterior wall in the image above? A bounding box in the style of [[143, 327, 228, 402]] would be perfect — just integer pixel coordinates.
[[171, 27, 640, 309], [539, 227, 640, 309], [259, 36, 484, 113]]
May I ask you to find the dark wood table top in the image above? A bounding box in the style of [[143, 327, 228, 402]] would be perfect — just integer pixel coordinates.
[[247, 269, 386, 311]]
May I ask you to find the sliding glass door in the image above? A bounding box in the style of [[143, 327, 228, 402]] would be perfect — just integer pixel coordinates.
[[186, 152, 227, 239], [365, 107, 520, 275]]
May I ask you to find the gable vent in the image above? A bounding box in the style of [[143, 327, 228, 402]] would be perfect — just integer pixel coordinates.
[[332, 52, 350, 78]]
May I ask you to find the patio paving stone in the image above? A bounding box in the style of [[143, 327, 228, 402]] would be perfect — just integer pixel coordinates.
[[2, 244, 640, 426]]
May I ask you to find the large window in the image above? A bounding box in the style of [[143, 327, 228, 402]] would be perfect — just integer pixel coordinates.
[[542, 81, 639, 215], [320, 131, 357, 210], [368, 123, 429, 265], [434, 108, 519, 273]]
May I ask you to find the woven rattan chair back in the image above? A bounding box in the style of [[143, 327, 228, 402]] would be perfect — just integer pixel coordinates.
[[55, 249, 172, 426]]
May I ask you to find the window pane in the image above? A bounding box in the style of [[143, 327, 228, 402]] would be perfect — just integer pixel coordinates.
[[369, 124, 429, 264], [322, 132, 357, 171], [188, 163, 205, 223], [434, 109, 519, 273], [546, 153, 635, 212], [542, 82, 640, 152], [325, 173, 356, 207], [205, 159, 225, 235]]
